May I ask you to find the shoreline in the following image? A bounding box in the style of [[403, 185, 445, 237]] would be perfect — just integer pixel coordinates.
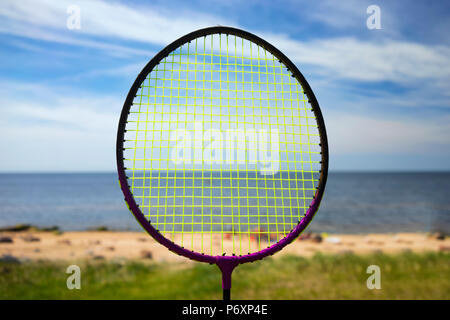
[[0, 223, 443, 235], [1, 230, 448, 262]]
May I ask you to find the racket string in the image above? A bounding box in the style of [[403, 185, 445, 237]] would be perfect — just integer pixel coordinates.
[[123, 33, 322, 255]]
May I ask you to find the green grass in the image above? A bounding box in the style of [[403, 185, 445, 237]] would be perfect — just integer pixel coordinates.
[[1, 252, 449, 299]]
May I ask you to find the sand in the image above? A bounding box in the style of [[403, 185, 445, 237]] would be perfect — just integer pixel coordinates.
[[0, 231, 448, 263]]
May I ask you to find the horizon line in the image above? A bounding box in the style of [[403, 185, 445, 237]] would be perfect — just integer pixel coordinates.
[[1, 169, 450, 174]]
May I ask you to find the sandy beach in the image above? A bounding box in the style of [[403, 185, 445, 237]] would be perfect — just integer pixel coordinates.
[[0, 230, 448, 263]]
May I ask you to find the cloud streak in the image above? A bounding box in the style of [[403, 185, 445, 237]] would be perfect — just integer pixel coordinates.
[[327, 113, 450, 154], [263, 34, 450, 84], [0, 0, 231, 49], [1, 79, 448, 172], [0, 0, 450, 84], [1, 0, 449, 85]]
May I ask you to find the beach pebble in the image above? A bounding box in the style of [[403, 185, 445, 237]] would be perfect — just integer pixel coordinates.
[[57, 239, 72, 245], [325, 237, 341, 244], [345, 242, 356, 247], [0, 254, 21, 263], [367, 239, 384, 245], [428, 232, 446, 240], [338, 249, 354, 255], [140, 250, 153, 259], [93, 255, 105, 260], [311, 234, 323, 243], [21, 235, 40, 242], [105, 246, 115, 251], [0, 224, 31, 232], [395, 238, 412, 244], [435, 232, 446, 240], [40, 226, 59, 232], [0, 236, 13, 243], [137, 238, 148, 242], [298, 233, 312, 241], [94, 226, 108, 231]]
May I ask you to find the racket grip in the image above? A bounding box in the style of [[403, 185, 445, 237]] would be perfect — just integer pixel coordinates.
[[223, 289, 231, 300]]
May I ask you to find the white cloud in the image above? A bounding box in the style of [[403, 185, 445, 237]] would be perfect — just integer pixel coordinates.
[[1, 79, 449, 172], [306, 0, 366, 28], [0, 80, 120, 129], [1, 0, 449, 86], [326, 113, 450, 154], [0, 0, 232, 47], [262, 33, 450, 84], [0, 80, 121, 171], [55, 62, 148, 82], [0, 20, 155, 57]]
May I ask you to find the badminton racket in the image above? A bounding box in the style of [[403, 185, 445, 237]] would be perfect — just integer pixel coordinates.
[[117, 26, 328, 300]]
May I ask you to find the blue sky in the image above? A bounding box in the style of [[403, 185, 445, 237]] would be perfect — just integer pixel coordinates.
[[0, 0, 449, 172]]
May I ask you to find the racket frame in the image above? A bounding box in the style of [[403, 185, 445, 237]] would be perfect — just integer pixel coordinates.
[[116, 26, 329, 298]]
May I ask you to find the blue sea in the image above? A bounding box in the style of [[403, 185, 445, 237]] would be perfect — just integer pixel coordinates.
[[0, 172, 449, 234]]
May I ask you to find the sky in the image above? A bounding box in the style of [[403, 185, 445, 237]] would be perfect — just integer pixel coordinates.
[[0, 0, 449, 172]]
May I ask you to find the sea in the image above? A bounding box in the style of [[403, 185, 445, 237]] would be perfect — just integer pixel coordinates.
[[0, 172, 449, 234]]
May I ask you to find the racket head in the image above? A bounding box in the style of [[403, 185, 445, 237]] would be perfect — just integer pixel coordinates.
[[116, 26, 328, 264]]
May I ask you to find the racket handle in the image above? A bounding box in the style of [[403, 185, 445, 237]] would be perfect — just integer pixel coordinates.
[[223, 289, 231, 300], [217, 257, 239, 301]]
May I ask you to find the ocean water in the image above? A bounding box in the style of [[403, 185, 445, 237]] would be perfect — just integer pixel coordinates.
[[0, 172, 448, 234], [128, 170, 318, 233]]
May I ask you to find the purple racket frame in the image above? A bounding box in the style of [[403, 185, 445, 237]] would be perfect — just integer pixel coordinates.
[[117, 26, 329, 300]]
